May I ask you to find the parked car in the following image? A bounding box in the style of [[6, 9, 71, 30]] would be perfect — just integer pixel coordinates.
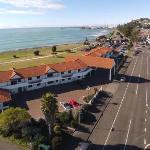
[[78, 142, 92, 150], [60, 102, 73, 111], [120, 76, 126, 82], [68, 99, 80, 108]]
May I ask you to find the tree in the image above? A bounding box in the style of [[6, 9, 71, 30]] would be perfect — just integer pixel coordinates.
[[52, 45, 57, 53], [84, 37, 90, 45], [41, 92, 58, 137], [0, 108, 31, 136], [34, 50, 40, 56]]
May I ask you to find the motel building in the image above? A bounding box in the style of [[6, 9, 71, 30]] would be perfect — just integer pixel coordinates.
[[0, 47, 116, 111], [0, 89, 11, 112]]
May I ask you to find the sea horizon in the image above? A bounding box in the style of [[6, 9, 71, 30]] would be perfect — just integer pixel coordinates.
[[0, 27, 111, 53]]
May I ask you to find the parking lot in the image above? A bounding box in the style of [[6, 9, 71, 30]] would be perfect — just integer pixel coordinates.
[[11, 69, 109, 119]]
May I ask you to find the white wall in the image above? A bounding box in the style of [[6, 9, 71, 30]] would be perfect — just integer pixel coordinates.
[[0, 68, 92, 94]]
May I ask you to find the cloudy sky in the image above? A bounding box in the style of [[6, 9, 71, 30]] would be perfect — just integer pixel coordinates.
[[0, 0, 150, 28]]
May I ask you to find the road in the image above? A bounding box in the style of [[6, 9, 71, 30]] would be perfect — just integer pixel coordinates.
[[88, 46, 150, 150]]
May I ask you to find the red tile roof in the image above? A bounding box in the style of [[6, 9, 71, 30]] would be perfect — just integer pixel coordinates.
[[16, 65, 48, 78], [0, 89, 11, 103], [66, 56, 115, 69], [85, 47, 112, 57], [49, 59, 87, 72]]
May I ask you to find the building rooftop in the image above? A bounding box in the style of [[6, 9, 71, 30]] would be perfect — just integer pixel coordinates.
[[0, 89, 11, 103]]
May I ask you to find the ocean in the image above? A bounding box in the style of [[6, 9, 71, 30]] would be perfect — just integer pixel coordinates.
[[0, 27, 111, 52]]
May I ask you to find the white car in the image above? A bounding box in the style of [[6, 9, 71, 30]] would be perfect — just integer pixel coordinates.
[[120, 77, 126, 82], [60, 102, 73, 111]]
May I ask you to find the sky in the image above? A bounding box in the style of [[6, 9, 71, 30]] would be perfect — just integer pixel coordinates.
[[0, 0, 150, 28]]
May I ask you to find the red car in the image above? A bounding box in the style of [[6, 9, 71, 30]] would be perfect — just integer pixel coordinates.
[[68, 99, 80, 108]]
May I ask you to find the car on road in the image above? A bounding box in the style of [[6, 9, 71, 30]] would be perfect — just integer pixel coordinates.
[[60, 102, 73, 111], [120, 76, 126, 82], [78, 142, 91, 150]]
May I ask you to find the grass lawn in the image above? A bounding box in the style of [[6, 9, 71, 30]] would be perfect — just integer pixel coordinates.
[[0, 43, 87, 71], [0, 43, 84, 62]]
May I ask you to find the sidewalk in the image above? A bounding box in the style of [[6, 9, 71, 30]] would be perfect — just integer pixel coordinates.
[[65, 82, 120, 150], [0, 138, 22, 150]]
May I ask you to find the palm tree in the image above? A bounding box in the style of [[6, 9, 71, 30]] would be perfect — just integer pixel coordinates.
[[41, 92, 58, 137]]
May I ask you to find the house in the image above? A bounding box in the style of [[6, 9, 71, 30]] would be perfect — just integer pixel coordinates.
[[0, 89, 11, 112], [0, 59, 92, 94]]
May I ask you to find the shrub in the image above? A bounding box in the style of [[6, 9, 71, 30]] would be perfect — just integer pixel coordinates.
[[83, 94, 95, 103], [0, 108, 31, 137], [52, 45, 57, 53], [54, 125, 62, 135], [32, 136, 48, 150], [51, 136, 63, 150], [57, 112, 71, 125], [71, 119, 78, 129], [34, 50, 40, 56], [13, 55, 17, 58]]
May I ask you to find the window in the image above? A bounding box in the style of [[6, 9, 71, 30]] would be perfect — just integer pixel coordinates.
[[56, 80, 58, 82], [78, 76, 81, 78], [37, 83, 41, 86], [68, 70, 71, 73], [11, 81, 17, 85], [28, 85, 32, 88], [18, 79, 21, 82], [48, 81, 54, 84], [62, 79, 65, 81], [61, 72, 64, 74], [47, 73, 53, 77], [37, 76, 40, 79], [78, 69, 81, 72], [28, 77, 32, 80], [68, 78, 71, 80]]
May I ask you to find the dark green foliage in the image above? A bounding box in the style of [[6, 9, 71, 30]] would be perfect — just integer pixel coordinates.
[[52, 45, 57, 53], [117, 21, 140, 42], [34, 50, 40, 56], [0, 108, 31, 137], [57, 112, 71, 125], [51, 136, 63, 150], [71, 119, 78, 128], [53, 125, 62, 135]]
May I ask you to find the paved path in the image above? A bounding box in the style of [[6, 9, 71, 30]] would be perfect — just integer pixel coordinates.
[[0, 138, 22, 150]]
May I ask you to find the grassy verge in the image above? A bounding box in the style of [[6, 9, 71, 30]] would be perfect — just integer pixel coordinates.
[[0, 43, 84, 62], [0, 43, 87, 71], [0, 135, 29, 150]]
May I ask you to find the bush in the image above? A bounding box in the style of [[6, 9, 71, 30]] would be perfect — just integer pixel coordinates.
[[52, 45, 57, 53], [57, 112, 71, 125], [71, 119, 78, 128], [0, 108, 31, 137], [83, 94, 95, 103], [54, 125, 62, 135], [13, 55, 17, 58], [34, 50, 40, 56], [51, 136, 63, 150], [32, 136, 48, 150]]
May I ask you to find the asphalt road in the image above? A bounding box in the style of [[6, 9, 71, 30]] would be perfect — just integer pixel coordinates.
[[88, 46, 150, 150]]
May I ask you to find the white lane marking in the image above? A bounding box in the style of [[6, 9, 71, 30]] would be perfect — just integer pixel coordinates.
[[144, 138, 147, 145], [146, 110, 148, 114], [145, 118, 147, 122], [136, 84, 139, 95], [144, 128, 147, 133], [147, 56, 149, 79], [135, 55, 143, 95], [145, 144, 150, 150], [123, 120, 132, 150], [146, 88, 148, 107], [102, 57, 138, 150]]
